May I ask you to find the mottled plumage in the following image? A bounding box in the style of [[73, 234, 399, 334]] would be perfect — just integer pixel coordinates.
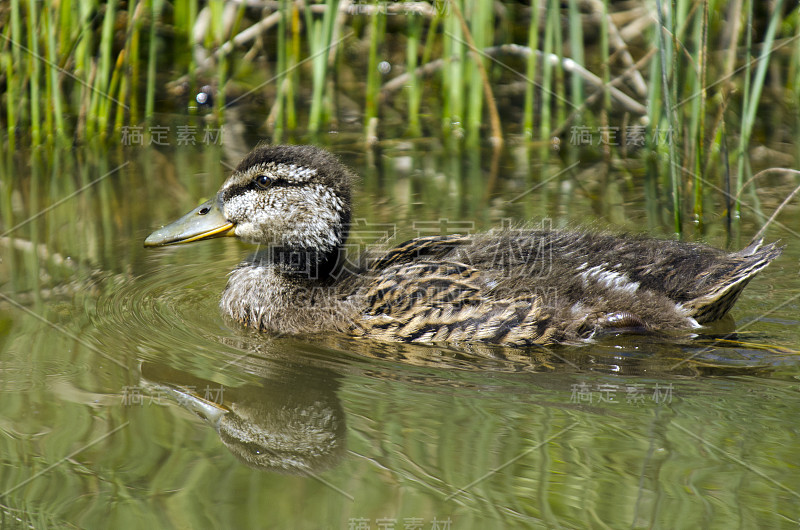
[[145, 144, 782, 346]]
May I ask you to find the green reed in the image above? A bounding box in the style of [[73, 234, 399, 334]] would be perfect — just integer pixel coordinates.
[[442, 3, 464, 137], [650, 0, 678, 234], [286, 5, 301, 132], [465, 1, 492, 140], [598, 0, 610, 114], [128, 0, 143, 125], [735, 0, 785, 214], [271, 0, 289, 142], [4, 0, 21, 151], [92, 0, 117, 137], [306, 0, 339, 135], [25, 0, 42, 147], [690, 0, 708, 226], [42, 6, 62, 144], [1, 0, 799, 240], [145, 0, 166, 121], [795, 17, 800, 168], [523, 2, 540, 138], [566, 0, 583, 114], [551, 3, 566, 134], [538, 0, 557, 157], [405, 12, 423, 137], [364, 3, 385, 137]]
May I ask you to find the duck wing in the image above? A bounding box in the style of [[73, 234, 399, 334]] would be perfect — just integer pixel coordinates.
[[357, 259, 560, 345], [449, 230, 782, 324], [367, 234, 471, 270], [356, 231, 782, 343]]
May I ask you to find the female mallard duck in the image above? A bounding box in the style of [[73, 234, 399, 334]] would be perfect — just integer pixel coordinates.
[[145, 144, 782, 345]]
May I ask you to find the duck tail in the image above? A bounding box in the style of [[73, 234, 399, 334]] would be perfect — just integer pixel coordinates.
[[682, 241, 783, 324], [738, 236, 769, 256]]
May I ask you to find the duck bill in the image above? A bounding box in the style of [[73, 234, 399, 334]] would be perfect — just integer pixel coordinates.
[[144, 196, 236, 247]]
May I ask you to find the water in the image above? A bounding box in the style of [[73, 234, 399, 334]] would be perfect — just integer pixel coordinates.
[[1, 139, 799, 528]]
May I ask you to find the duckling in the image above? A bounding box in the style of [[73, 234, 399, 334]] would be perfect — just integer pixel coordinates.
[[145, 144, 782, 346]]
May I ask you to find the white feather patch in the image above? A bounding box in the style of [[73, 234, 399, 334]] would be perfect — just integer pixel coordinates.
[[580, 264, 640, 293]]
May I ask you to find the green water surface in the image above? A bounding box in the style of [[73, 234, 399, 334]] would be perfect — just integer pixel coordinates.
[[1, 139, 799, 529]]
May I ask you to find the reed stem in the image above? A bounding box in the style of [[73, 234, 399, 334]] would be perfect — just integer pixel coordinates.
[[523, 2, 540, 139]]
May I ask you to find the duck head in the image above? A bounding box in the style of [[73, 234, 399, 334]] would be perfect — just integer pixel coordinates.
[[145, 145, 354, 270]]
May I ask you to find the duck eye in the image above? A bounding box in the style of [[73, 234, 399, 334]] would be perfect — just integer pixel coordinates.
[[254, 175, 272, 189]]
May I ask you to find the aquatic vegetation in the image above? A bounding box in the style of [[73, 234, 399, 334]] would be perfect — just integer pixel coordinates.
[[1, 0, 799, 234]]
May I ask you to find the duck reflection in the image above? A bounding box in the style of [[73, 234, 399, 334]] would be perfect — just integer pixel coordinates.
[[137, 318, 787, 477], [140, 361, 345, 475]]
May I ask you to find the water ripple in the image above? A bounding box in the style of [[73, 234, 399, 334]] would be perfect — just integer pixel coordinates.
[[91, 261, 235, 364]]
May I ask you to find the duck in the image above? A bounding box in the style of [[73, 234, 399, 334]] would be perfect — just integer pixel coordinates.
[[144, 144, 782, 346]]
